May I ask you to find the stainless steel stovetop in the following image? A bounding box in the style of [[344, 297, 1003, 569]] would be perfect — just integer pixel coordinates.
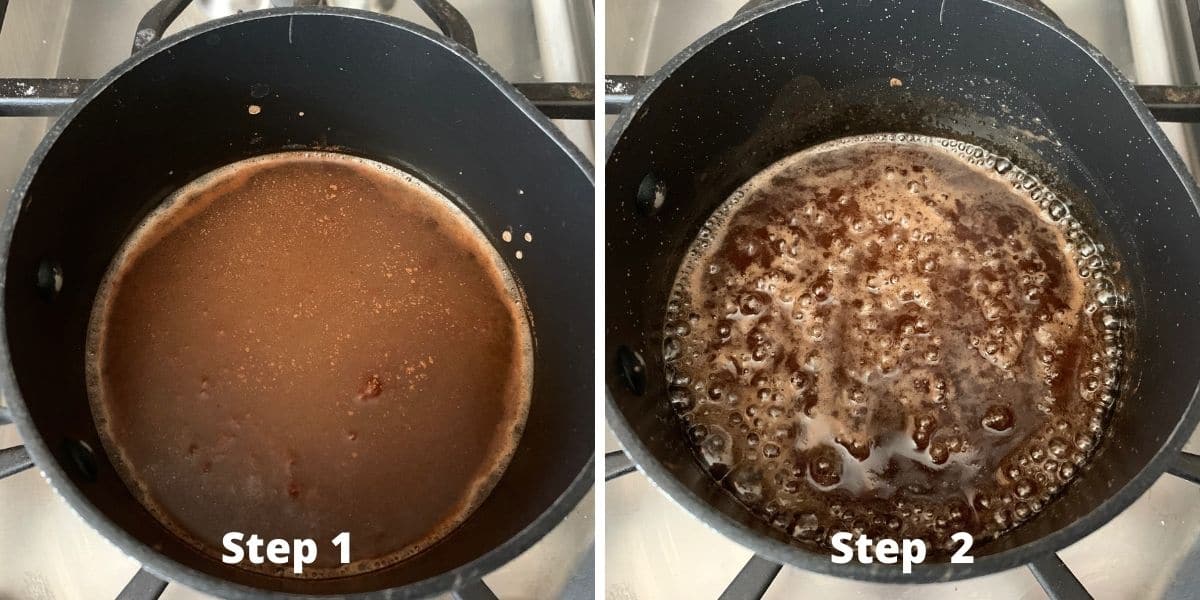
[[604, 1, 1200, 599]]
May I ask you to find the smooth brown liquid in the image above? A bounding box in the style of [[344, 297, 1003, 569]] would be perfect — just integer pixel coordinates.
[[665, 135, 1126, 554], [87, 152, 532, 577]]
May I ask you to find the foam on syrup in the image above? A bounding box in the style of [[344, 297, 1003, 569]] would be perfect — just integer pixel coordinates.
[[664, 134, 1127, 555]]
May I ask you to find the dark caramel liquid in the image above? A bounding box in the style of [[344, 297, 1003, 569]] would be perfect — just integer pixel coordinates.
[[664, 135, 1126, 555], [87, 152, 532, 577]]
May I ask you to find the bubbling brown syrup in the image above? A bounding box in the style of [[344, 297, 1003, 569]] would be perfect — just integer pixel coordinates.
[[664, 134, 1126, 555]]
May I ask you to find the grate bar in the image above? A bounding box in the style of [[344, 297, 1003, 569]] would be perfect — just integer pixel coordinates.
[[604, 76, 641, 115], [0, 78, 594, 120], [0, 79, 90, 117], [1167, 451, 1200, 485], [1028, 553, 1093, 600], [1138, 85, 1200, 122], [605, 450, 636, 481], [513, 82, 594, 120], [451, 579, 498, 600], [0, 445, 33, 480], [116, 568, 167, 600], [718, 554, 782, 600], [604, 76, 1200, 123]]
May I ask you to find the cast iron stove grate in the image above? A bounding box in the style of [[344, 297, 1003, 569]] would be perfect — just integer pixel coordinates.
[[603, 1, 1200, 599], [0, 1, 595, 599]]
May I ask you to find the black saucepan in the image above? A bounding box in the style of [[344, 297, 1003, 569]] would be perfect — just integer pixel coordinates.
[[1, 6, 593, 598], [606, 0, 1200, 590]]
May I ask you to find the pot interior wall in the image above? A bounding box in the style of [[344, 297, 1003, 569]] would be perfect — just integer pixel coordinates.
[[6, 11, 592, 595], [606, 0, 1200, 568]]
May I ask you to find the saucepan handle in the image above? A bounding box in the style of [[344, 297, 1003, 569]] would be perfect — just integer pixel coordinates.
[[406, 0, 478, 54], [131, 0, 477, 55], [131, 0, 193, 53]]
